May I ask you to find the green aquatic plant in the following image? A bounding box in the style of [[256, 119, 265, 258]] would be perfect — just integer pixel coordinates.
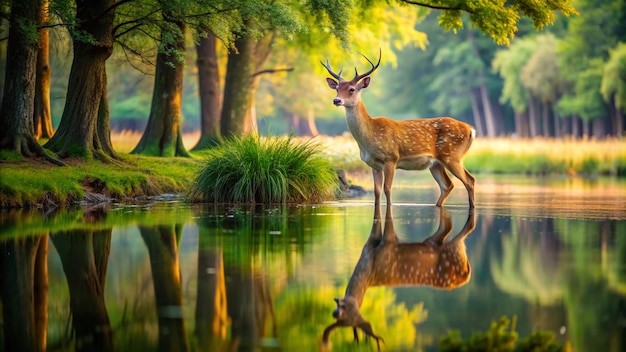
[[189, 134, 339, 203], [440, 316, 570, 352]]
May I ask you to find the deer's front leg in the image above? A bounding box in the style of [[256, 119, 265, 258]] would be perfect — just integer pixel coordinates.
[[383, 162, 396, 209], [372, 168, 384, 219]]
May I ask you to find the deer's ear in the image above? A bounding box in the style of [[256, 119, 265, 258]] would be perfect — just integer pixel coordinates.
[[326, 78, 338, 89], [359, 77, 371, 89]]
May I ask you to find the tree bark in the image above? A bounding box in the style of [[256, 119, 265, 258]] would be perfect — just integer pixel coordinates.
[[44, 0, 118, 161], [132, 10, 190, 157], [192, 33, 222, 150], [0, 0, 62, 164], [140, 225, 189, 352], [221, 32, 255, 138], [51, 230, 113, 352], [34, 0, 54, 139]]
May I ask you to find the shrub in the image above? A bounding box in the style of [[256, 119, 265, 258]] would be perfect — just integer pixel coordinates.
[[189, 134, 339, 204], [440, 316, 570, 352]]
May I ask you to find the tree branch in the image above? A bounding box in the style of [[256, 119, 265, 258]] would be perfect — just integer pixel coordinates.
[[400, 0, 473, 13], [251, 67, 294, 78]]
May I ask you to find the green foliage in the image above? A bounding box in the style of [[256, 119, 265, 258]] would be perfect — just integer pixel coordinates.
[[493, 37, 536, 112], [601, 42, 626, 112], [440, 316, 568, 352], [189, 134, 339, 203], [429, 0, 576, 45]]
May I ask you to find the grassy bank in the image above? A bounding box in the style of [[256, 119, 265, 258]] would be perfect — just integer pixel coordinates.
[[314, 135, 626, 177], [1, 133, 625, 208]]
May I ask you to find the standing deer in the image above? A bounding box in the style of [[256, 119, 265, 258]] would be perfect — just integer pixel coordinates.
[[322, 50, 476, 215], [322, 207, 476, 350]]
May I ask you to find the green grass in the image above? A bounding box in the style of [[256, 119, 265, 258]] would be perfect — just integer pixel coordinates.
[[188, 134, 340, 204], [0, 155, 204, 208]]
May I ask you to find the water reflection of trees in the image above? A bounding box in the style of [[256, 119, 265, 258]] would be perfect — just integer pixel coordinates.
[[0, 234, 48, 351]]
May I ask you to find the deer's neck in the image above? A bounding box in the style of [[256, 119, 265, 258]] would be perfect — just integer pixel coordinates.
[[344, 100, 373, 141], [344, 247, 375, 307]]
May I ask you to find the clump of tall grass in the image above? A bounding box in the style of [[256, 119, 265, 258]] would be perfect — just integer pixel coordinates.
[[188, 134, 339, 203]]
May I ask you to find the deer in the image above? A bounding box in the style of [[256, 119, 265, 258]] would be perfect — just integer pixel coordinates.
[[322, 50, 476, 216], [322, 206, 476, 350]]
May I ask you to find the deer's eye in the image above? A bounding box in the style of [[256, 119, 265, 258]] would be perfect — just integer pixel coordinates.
[[349, 87, 356, 93]]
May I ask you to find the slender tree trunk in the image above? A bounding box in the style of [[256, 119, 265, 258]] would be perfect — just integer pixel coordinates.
[[0, 0, 62, 164], [552, 106, 561, 138], [192, 33, 221, 150], [582, 118, 590, 139], [132, 12, 190, 157], [51, 230, 113, 352], [528, 97, 538, 137], [140, 225, 189, 352], [44, 0, 117, 161], [469, 88, 484, 136], [305, 109, 319, 136], [593, 117, 606, 138], [34, 0, 53, 139], [541, 101, 551, 137]]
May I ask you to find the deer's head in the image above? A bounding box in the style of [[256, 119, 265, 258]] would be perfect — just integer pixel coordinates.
[[322, 50, 381, 108]]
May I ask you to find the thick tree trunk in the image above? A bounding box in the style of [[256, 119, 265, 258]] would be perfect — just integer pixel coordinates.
[[44, 0, 117, 161], [221, 34, 255, 138], [140, 225, 189, 352], [34, 0, 53, 139], [192, 33, 221, 150], [0, 236, 47, 352], [51, 230, 113, 352], [0, 0, 62, 164], [132, 14, 190, 157]]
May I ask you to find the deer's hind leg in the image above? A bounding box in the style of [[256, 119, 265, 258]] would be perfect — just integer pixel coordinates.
[[443, 161, 475, 208], [430, 162, 453, 207]]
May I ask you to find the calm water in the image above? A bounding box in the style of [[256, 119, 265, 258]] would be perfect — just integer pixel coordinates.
[[1, 175, 625, 351]]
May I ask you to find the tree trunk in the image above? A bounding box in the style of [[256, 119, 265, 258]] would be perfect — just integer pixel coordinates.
[[44, 0, 118, 161], [140, 225, 189, 352], [51, 230, 113, 352], [305, 109, 319, 136], [132, 12, 190, 157], [192, 33, 221, 150], [469, 88, 485, 136], [528, 97, 538, 138], [221, 32, 254, 138], [0, 0, 62, 164], [479, 84, 497, 137], [287, 111, 300, 134], [34, 0, 53, 139], [0, 236, 47, 352], [541, 101, 551, 137], [244, 79, 260, 134]]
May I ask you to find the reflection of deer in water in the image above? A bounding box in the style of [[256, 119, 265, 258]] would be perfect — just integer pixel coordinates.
[[322, 207, 476, 350]]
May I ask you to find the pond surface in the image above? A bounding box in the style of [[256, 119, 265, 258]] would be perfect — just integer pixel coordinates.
[[1, 174, 625, 351]]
